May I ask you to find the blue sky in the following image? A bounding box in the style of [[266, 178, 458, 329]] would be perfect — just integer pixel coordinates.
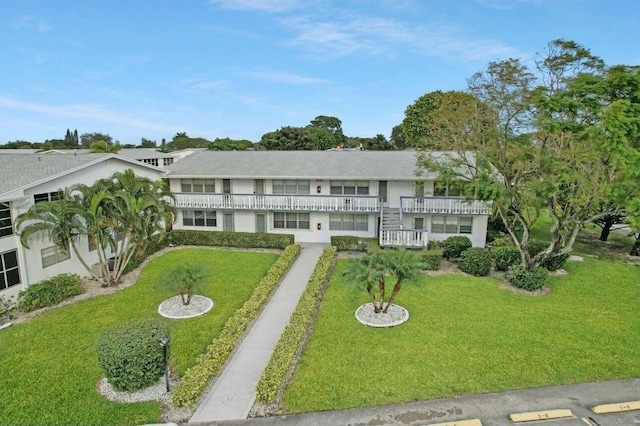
[[1, 0, 638, 145]]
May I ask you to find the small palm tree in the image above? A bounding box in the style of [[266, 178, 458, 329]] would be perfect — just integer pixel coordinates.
[[89, 140, 122, 153], [342, 253, 386, 313], [343, 249, 423, 314], [163, 264, 207, 306]]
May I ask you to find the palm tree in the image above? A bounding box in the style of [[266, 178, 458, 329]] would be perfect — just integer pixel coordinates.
[[342, 253, 386, 313], [381, 249, 422, 313], [89, 140, 122, 153]]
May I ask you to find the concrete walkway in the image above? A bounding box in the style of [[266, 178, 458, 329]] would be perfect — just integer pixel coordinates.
[[189, 243, 328, 423]]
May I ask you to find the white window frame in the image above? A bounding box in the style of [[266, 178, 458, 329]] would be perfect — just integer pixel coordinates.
[[272, 180, 310, 195], [182, 210, 217, 227], [0, 250, 21, 290], [273, 212, 310, 229], [431, 216, 473, 234], [0, 203, 13, 238], [329, 213, 368, 231], [180, 178, 215, 193], [41, 246, 71, 268], [330, 180, 369, 195], [33, 191, 62, 204]]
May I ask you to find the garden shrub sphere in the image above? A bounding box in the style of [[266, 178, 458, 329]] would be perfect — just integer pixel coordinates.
[[442, 236, 472, 259], [492, 246, 522, 272], [507, 265, 549, 291], [97, 319, 169, 391], [458, 247, 492, 276]]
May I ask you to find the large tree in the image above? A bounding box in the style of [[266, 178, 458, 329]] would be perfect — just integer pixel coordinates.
[[81, 132, 113, 148], [418, 40, 640, 270], [16, 169, 174, 286]]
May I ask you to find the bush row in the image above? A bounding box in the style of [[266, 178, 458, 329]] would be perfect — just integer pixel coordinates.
[[330, 236, 376, 252], [97, 319, 168, 391], [420, 249, 442, 271], [442, 236, 472, 260], [18, 274, 83, 312], [458, 247, 493, 276], [171, 244, 301, 407], [256, 246, 337, 405], [170, 230, 294, 250]]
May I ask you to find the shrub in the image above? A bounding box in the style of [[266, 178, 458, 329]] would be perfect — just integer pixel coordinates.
[[442, 236, 472, 260], [507, 265, 549, 291], [427, 240, 443, 250], [18, 274, 83, 312], [526, 239, 548, 258], [458, 248, 492, 276], [492, 246, 522, 272], [97, 319, 169, 392], [331, 236, 374, 252], [171, 230, 293, 249], [256, 246, 337, 405], [172, 244, 301, 407], [541, 253, 570, 272], [488, 236, 515, 248], [420, 249, 442, 271]]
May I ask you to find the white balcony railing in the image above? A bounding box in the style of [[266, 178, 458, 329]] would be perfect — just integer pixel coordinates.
[[379, 229, 428, 248], [173, 193, 381, 212], [401, 197, 491, 215]]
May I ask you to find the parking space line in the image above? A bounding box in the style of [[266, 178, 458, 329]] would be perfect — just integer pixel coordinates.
[[429, 419, 482, 426]]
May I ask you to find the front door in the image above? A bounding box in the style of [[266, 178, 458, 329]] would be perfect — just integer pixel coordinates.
[[256, 213, 266, 233], [378, 181, 388, 206], [223, 212, 234, 232], [255, 179, 264, 194]]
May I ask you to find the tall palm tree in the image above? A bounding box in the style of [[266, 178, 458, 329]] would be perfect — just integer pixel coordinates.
[[342, 253, 386, 313]]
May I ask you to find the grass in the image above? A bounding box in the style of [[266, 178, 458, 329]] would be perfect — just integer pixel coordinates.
[[0, 248, 278, 425], [283, 257, 640, 413]]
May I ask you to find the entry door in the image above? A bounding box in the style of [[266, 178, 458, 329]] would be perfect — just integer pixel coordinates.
[[256, 213, 266, 233], [223, 179, 232, 193], [223, 212, 234, 231], [378, 181, 388, 205], [255, 179, 264, 194]]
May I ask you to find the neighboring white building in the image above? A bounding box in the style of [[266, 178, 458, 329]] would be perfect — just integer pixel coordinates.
[[165, 150, 491, 248], [0, 153, 163, 299]]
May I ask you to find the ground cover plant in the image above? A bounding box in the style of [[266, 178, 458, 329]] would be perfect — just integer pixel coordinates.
[[0, 248, 278, 425], [283, 258, 640, 413]]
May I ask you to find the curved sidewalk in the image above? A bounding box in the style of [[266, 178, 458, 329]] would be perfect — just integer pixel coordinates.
[[189, 243, 328, 423]]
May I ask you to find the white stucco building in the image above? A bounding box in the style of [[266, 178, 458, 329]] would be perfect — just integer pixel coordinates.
[[165, 150, 490, 248], [0, 153, 163, 299]]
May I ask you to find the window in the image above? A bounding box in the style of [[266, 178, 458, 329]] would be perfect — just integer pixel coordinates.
[[414, 217, 425, 230], [273, 212, 309, 229], [33, 191, 62, 204], [272, 180, 310, 194], [0, 250, 20, 290], [163, 158, 174, 166], [41, 246, 71, 268], [0, 203, 12, 238], [142, 158, 159, 167], [433, 181, 466, 197], [88, 239, 97, 252], [181, 179, 215, 193], [330, 180, 369, 195], [431, 216, 473, 234], [182, 210, 216, 227], [329, 214, 368, 231], [415, 182, 425, 197]]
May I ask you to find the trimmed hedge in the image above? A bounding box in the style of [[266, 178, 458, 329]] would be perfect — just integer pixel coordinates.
[[18, 274, 83, 312], [171, 230, 294, 250], [172, 244, 301, 407], [420, 249, 442, 271], [97, 319, 169, 391], [458, 248, 492, 277], [507, 265, 549, 291], [256, 246, 337, 405], [442, 236, 472, 260], [492, 245, 522, 272], [330, 236, 375, 252]]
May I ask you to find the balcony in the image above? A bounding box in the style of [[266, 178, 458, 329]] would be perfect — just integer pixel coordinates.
[[379, 229, 428, 248], [401, 197, 491, 215], [173, 193, 381, 212]]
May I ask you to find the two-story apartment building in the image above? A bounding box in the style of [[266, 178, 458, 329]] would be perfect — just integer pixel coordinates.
[[0, 154, 163, 299], [165, 150, 491, 248]]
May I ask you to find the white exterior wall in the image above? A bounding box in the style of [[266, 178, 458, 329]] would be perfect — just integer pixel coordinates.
[[1, 160, 163, 296], [385, 180, 414, 207]]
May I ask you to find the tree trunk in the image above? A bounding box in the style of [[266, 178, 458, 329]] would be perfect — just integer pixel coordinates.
[[599, 220, 613, 242], [630, 237, 640, 257], [179, 288, 188, 305], [383, 282, 402, 313], [377, 278, 385, 313], [367, 285, 379, 313]]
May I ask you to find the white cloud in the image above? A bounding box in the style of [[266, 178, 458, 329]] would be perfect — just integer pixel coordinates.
[[178, 78, 230, 92], [14, 15, 52, 33], [209, 0, 301, 13], [243, 70, 327, 85], [281, 16, 518, 62]]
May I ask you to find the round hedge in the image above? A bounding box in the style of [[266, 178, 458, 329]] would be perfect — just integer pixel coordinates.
[[97, 318, 169, 391], [442, 236, 472, 260], [492, 245, 522, 272], [458, 247, 492, 276], [507, 265, 549, 291]]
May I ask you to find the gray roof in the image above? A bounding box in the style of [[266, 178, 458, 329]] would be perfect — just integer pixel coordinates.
[[117, 149, 173, 160], [165, 150, 443, 180], [0, 153, 158, 198]]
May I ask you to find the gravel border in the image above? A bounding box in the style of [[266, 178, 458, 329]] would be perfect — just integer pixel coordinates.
[[355, 303, 409, 327], [158, 295, 214, 319]]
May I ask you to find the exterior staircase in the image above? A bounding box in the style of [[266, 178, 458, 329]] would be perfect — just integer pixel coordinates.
[[382, 207, 401, 230]]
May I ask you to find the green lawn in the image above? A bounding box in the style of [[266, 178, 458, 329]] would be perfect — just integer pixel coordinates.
[[284, 258, 640, 413], [0, 249, 278, 425]]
